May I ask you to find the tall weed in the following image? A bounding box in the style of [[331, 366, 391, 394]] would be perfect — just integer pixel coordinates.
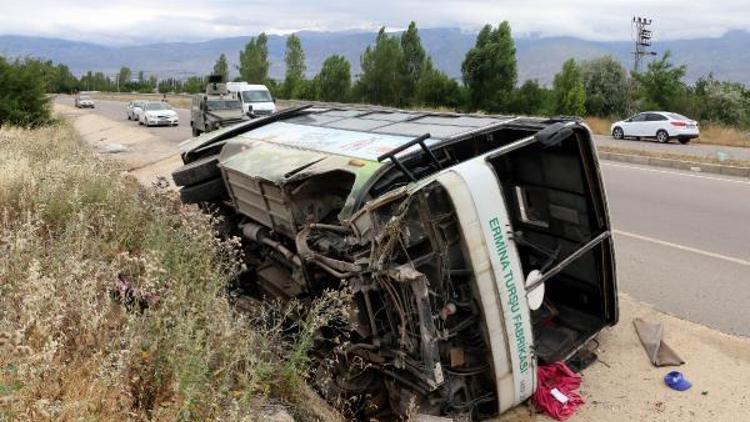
[[0, 123, 343, 420]]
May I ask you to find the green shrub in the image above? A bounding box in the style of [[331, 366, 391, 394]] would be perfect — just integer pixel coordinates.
[[0, 57, 54, 127]]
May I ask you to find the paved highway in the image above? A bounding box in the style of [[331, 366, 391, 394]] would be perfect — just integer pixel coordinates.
[[603, 162, 749, 335], [59, 96, 750, 335], [58, 96, 193, 144]]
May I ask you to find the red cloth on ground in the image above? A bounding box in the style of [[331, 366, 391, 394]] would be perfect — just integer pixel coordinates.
[[531, 362, 584, 421]]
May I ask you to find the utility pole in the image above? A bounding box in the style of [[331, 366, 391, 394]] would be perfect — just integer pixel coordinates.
[[632, 16, 656, 72]]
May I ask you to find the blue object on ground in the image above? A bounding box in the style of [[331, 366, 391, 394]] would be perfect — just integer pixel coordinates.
[[664, 371, 692, 391]]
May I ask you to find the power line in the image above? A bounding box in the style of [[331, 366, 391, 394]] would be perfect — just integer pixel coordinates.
[[632, 16, 657, 72]]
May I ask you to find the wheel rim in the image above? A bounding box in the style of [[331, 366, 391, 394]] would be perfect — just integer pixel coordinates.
[[614, 128, 623, 139], [658, 132, 667, 142]]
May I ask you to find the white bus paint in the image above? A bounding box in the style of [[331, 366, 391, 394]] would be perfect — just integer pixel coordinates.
[[438, 171, 516, 412], [439, 155, 536, 410]]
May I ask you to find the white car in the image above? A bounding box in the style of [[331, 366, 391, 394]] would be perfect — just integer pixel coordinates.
[[139, 102, 179, 127], [74, 95, 95, 108], [127, 100, 147, 121], [610, 111, 699, 144]]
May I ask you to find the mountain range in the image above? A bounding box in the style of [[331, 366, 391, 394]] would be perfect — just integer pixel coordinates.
[[1, 28, 749, 85]]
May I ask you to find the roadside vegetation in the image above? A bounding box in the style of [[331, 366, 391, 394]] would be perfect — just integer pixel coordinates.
[[0, 57, 54, 127], [0, 120, 347, 420], [36, 20, 749, 147]]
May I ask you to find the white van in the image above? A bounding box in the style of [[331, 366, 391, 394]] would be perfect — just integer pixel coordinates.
[[226, 82, 276, 117]]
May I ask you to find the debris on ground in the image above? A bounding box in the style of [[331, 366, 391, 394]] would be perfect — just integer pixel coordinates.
[[532, 362, 584, 421], [633, 317, 684, 366], [113, 273, 160, 310], [664, 371, 692, 391], [101, 143, 128, 153]]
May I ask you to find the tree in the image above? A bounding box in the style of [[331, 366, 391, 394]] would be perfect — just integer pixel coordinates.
[[461, 21, 517, 112], [359, 27, 404, 105], [148, 75, 158, 88], [213, 54, 229, 82], [137, 71, 145, 84], [508, 79, 551, 116], [552, 59, 586, 116], [632, 51, 687, 111], [0, 57, 53, 127], [238, 33, 270, 83], [183, 76, 205, 94], [158, 78, 180, 94], [400, 21, 430, 104], [283, 34, 306, 98], [118, 66, 132, 88], [297, 77, 320, 101], [318, 55, 351, 102], [687, 74, 750, 127], [54, 63, 79, 93], [416, 68, 462, 109], [581, 56, 629, 117]]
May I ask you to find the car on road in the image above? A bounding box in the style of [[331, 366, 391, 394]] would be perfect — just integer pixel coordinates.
[[74, 95, 95, 108], [610, 111, 699, 144], [172, 106, 618, 420], [139, 102, 179, 127], [126, 100, 147, 121], [226, 81, 276, 116]]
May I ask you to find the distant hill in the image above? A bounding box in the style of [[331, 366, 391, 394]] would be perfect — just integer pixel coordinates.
[[2, 28, 749, 85]]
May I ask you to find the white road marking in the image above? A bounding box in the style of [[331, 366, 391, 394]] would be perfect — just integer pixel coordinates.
[[613, 229, 750, 267], [601, 162, 750, 186]]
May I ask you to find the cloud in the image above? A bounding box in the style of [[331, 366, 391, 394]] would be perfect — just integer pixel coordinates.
[[1, 0, 749, 45]]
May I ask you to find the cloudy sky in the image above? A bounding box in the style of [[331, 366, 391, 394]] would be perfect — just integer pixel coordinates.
[[1, 0, 748, 45]]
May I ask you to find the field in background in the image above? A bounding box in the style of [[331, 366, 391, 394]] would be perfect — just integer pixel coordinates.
[[0, 122, 341, 420], [584, 117, 613, 136], [699, 125, 750, 147]]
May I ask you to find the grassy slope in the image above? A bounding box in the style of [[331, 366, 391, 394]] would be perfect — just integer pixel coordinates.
[[0, 123, 341, 420]]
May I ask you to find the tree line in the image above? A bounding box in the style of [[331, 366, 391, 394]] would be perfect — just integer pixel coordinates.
[[3, 21, 750, 129], [231, 21, 750, 128]]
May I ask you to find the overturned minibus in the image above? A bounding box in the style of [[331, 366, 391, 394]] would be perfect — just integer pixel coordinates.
[[173, 105, 618, 420]]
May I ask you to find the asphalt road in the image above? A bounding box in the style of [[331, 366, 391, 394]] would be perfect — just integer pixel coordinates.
[[59, 96, 193, 144], [602, 162, 750, 335], [59, 96, 750, 335]]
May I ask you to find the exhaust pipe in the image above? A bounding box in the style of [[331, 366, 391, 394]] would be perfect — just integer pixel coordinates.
[[240, 222, 302, 267]]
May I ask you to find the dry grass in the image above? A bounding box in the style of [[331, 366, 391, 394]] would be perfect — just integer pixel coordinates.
[[584, 117, 614, 136], [0, 122, 346, 420], [694, 124, 750, 148]]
